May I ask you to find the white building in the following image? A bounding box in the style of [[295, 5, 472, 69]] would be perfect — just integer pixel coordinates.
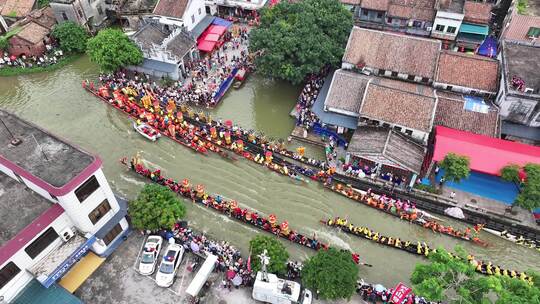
[[205, 0, 268, 16], [49, 0, 109, 32], [151, 0, 206, 31], [0, 110, 130, 303]]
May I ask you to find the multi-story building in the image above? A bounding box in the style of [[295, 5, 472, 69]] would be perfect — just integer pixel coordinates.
[[205, 0, 268, 16], [49, 0, 109, 32], [150, 0, 206, 31], [0, 110, 129, 302]]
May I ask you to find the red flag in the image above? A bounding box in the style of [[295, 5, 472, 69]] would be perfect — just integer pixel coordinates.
[[390, 282, 412, 303]]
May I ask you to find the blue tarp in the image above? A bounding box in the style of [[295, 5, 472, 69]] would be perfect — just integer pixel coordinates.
[[435, 170, 519, 205], [459, 23, 489, 35], [476, 36, 498, 58], [212, 17, 233, 28], [310, 70, 359, 130], [214, 67, 238, 103]]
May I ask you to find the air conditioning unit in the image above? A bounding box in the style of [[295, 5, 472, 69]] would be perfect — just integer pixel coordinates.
[[60, 227, 75, 242], [525, 88, 534, 94], [426, 26, 432, 31]]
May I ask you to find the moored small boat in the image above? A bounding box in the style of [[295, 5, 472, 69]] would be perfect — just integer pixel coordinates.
[[133, 122, 161, 141], [233, 68, 248, 89]]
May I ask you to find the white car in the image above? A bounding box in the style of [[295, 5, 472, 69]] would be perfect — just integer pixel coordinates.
[[138, 235, 163, 275], [156, 243, 184, 287]]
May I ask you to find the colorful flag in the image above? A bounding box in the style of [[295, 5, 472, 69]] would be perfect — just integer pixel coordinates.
[[390, 282, 412, 303]]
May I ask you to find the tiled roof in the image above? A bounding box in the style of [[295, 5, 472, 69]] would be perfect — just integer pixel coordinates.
[[153, 0, 188, 19], [0, 0, 35, 17], [28, 7, 56, 29], [324, 69, 370, 116], [463, 1, 492, 25], [132, 23, 195, 58], [15, 22, 49, 44], [502, 13, 540, 42], [343, 27, 441, 79], [132, 23, 167, 52], [360, 0, 389, 11], [434, 91, 499, 137], [348, 127, 426, 173], [340, 0, 361, 5], [435, 51, 499, 92], [387, 0, 436, 21], [359, 78, 437, 132]]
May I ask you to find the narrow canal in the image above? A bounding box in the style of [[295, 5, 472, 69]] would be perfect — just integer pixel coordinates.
[[0, 56, 538, 287]]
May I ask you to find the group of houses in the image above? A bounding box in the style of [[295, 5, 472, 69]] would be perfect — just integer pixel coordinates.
[[315, 0, 540, 215]]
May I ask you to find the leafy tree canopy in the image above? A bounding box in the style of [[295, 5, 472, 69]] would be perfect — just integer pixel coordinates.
[[128, 183, 186, 231], [301, 248, 358, 300], [500, 164, 521, 184], [249, 0, 353, 84], [439, 153, 470, 183], [86, 28, 143, 72], [249, 235, 289, 275], [52, 21, 89, 53], [514, 163, 540, 210], [411, 246, 540, 304], [0, 37, 8, 51]]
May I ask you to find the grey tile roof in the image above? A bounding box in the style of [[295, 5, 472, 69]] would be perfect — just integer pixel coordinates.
[[324, 69, 371, 116], [348, 126, 426, 173]]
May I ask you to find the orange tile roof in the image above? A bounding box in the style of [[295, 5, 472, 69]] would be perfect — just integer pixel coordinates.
[[435, 51, 499, 92], [360, 0, 389, 11], [463, 1, 492, 25], [359, 78, 437, 132], [153, 0, 188, 19], [503, 13, 540, 43], [387, 0, 436, 21], [15, 21, 49, 44], [1, 0, 36, 17], [343, 27, 441, 79]]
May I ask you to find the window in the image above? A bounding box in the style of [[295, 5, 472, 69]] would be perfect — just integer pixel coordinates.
[[75, 175, 100, 202], [62, 12, 68, 21], [382, 123, 390, 128], [88, 199, 112, 224], [78, 9, 83, 18], [376, 12, 383, 19], [393, 126, 402, 132], [25, 227, 59, 259], [0, 262, 21, 289], [378, 69, 386, 75], [191, 14, 195, 23], [435, 24, 445, 32], [198, 7, 201, 15], [391, 71, 398, 77], [97, 5, 103, 15], [387, 17, 392, 23], [447, 26, 457, 34], [407, 75, 415, 81], [103, 224, 123, 245], [421, 77, 429, 83], [405, 129, 413, 136], [527, 27, 540, 38], [362, 10, 368, 16]]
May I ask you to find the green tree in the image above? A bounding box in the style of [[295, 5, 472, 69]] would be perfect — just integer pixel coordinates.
[[513, 164, 540, 211], [301, 248, 358, 300], [86, 28, 143, 72], [0, 37, 8, 51], [411, 247, 540, 304], [500, 164, 521, 184], [439, 153, 470, 184], [128, 183, 186, 231], [51, 21, 89, 53], [411, 247, 493, 303], [37, 0, 49, 8], [249, 0, 353, 84], [249, 235, 289, 275]]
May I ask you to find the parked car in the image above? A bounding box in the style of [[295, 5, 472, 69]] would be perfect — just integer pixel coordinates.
[[138, 235, 163, 275], [156, 243, 184, 287]]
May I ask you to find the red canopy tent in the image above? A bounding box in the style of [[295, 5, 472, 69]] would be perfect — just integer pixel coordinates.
[[204, 33, 220, 42], [197, 25, 228, 52], [208, 25, 227, 36], [432, 126, 540, 176], [197, 40, 217, 52]]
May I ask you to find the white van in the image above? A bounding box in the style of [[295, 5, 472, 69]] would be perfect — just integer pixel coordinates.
[[252, 272, 312, 304], [186, 254, 218, 298]]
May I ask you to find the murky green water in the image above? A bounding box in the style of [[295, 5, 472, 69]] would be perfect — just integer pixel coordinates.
[[1, 56, 538, 287]]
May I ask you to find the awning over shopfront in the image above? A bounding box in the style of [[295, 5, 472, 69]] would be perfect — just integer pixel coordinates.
[[197, 24, 229, 52], [212, 17, 233, 28], [59, 252, 105, 293], [208, 25, 228, 36], [459, 23, 489, 36], [198, 40, 217, 52], [30, 235, 97, 288]]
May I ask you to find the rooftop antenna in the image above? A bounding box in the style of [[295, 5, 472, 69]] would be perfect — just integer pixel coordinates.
[[0, 117, 22, 146], [258, 249, 270, 282], [31, 134, 49, 161]]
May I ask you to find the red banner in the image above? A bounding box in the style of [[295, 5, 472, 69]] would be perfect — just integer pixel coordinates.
[[390, 282, 412, 303]]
